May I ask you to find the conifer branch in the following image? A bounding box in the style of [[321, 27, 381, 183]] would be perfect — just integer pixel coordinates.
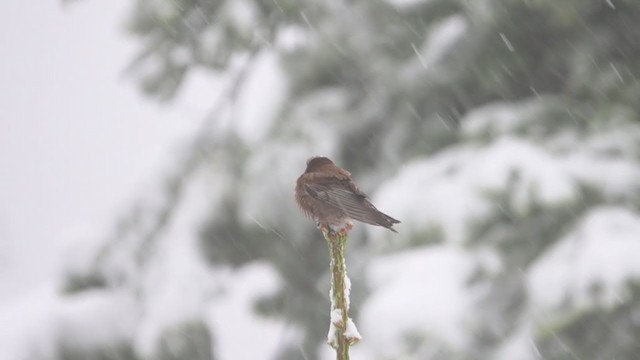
[[322, 225, 361, 360]]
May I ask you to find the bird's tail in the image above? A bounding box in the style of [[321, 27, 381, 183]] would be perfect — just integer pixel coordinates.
[[376, 211, 401, 233], [354, 207, 400, 233]]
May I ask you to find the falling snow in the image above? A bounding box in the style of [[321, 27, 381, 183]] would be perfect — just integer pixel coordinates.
[[3, 1, 640, 359]]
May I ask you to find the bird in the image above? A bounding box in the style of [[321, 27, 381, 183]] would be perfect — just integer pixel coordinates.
[[295, 156, 400, 234]]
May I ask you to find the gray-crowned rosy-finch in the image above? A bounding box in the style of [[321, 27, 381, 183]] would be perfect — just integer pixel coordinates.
[[295, 156, 400, 233]]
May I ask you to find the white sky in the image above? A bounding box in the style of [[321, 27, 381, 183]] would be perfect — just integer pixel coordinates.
[[0, 0, 215, 301]]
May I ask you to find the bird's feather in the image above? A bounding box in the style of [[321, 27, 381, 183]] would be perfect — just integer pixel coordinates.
[[304, 182, 400, 230]]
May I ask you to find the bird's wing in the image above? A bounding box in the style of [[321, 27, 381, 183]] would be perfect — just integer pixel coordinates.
[[304, 181, 378, 222]]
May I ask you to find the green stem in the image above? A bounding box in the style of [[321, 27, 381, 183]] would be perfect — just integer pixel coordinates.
[[323, 229, 360, 360]]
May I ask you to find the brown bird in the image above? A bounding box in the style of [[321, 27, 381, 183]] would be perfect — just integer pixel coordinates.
[[295, 156, 400, 233]]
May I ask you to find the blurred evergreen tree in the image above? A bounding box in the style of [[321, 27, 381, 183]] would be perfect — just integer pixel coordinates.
[[63, 0, 640, 359]]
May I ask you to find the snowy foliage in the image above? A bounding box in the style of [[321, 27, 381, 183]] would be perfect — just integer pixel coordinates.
[[5, 0, 640, 359]]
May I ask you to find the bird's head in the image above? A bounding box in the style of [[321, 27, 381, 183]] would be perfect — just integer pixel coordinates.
[[305, 156, 335, 173]]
